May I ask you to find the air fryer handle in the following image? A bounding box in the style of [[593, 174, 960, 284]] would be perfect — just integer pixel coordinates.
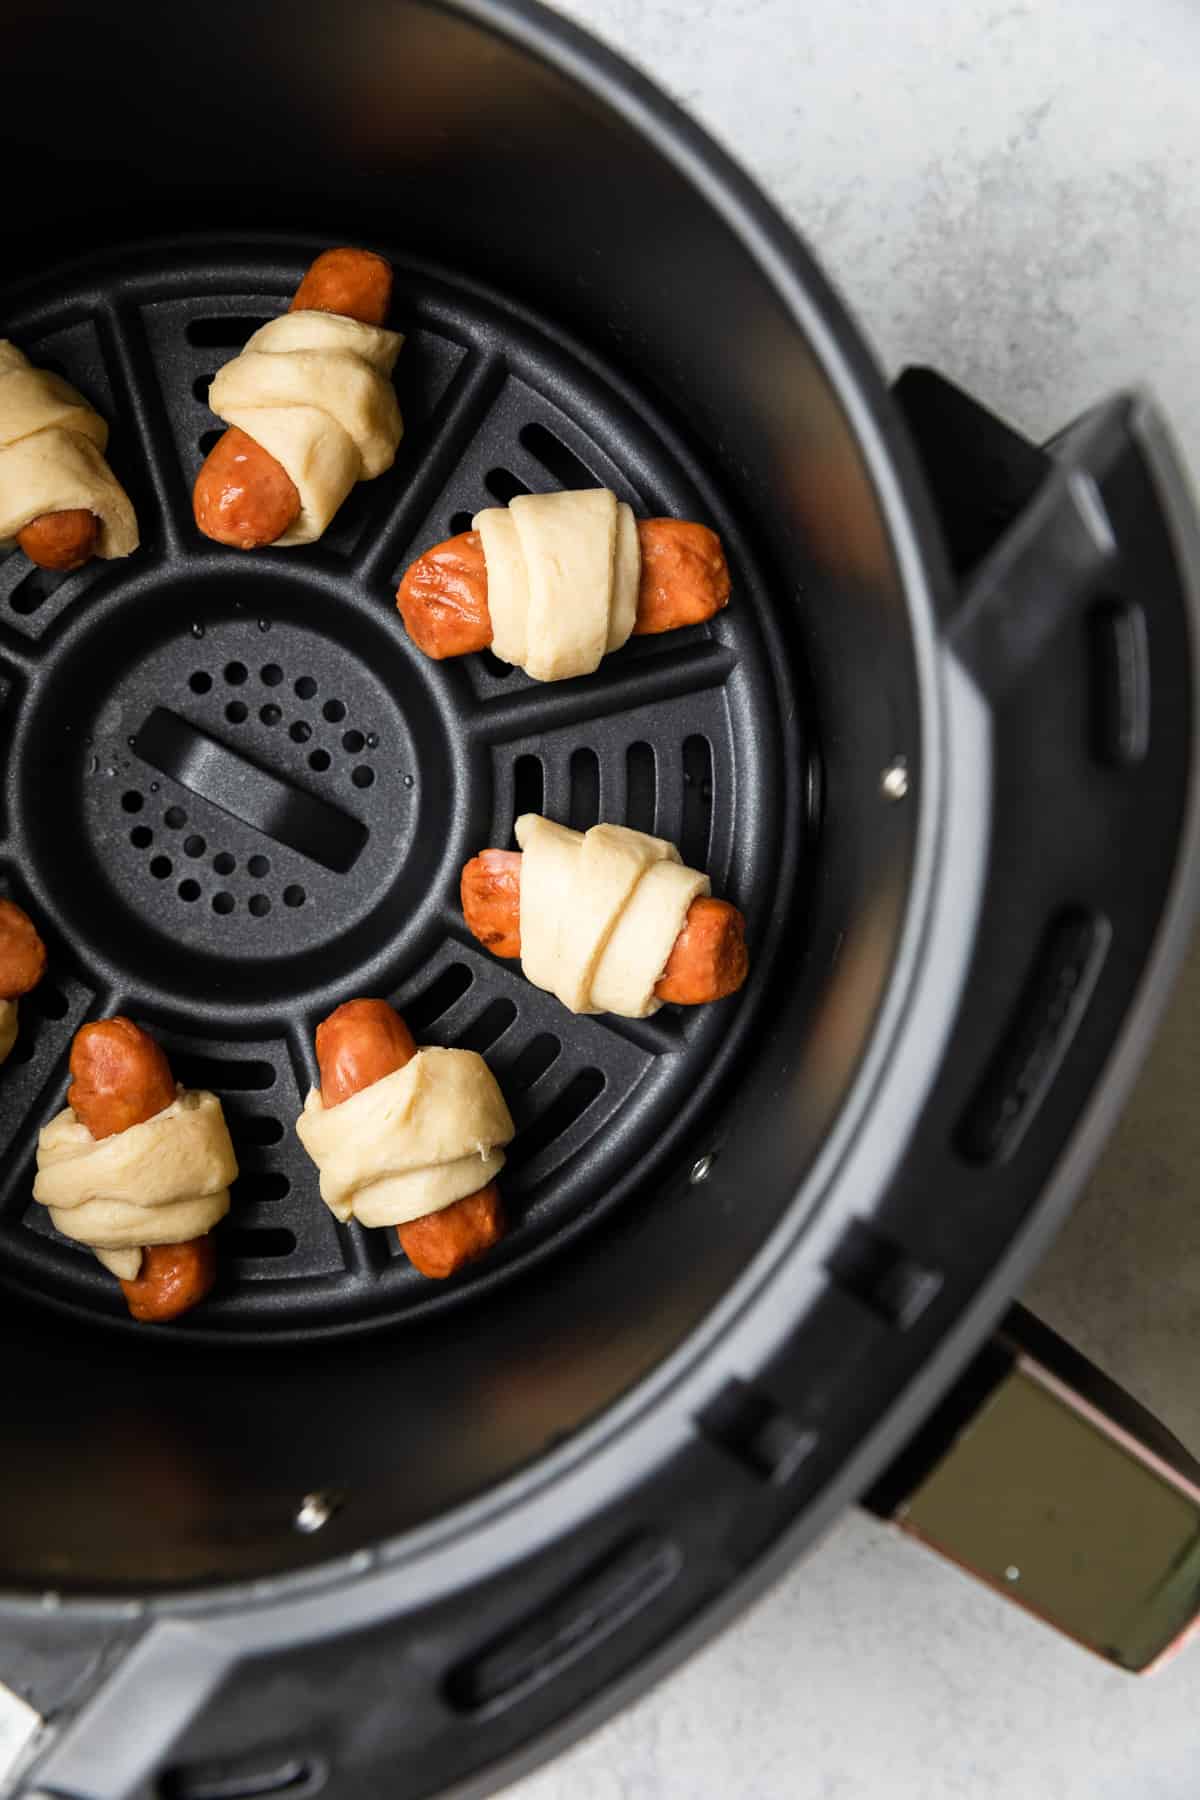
[[866, 1303, 1200, 1671], [871, 371, 1200, 1671]]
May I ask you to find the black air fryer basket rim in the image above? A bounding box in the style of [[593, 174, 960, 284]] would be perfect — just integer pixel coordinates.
[[2, 0, 953, 1586], [6, 3, 1200, 1794]]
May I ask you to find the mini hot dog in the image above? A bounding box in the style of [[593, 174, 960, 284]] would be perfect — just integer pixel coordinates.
[[300, 998, 512, 1280], [0, 341, 139, 571], [397, 514, 730, 667], [0, 897, 47, 1064], [461, 820, 748, 1016], [193, 247, 400, 550], [34, 1018, 237, 1323]]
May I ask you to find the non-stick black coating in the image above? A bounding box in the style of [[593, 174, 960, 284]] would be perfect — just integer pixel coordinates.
[[0, 0, 928, 1601], [0, 242, 799, 1336]]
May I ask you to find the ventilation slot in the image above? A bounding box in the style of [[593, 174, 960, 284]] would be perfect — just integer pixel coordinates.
[[507, 1032, 562, 1093], [185, 316, 270, 348], [234, 1172, 290, 1204], [446, 1534, 680, 1718], [236, 1114, 285, 1147], [198, 429, 223, 456], [512, 1067, 605, 1164], [458, 998, 518, 1054], [192, 374, 214, 401], [449, 510, 474, 536], [405, 963, 474, 1033], [484, 467, 531, 505], [568, 747, 600, 831], [170, 1055, 276, 1092], [25, 982, 69, 1021], [518, 423, 601, 491], [680, 734, 713, 870], [10, 565, 65, 617], [224, 1227, 296, 1259], [161, 1756, 322, 1800], [480, 650, 515, 681], [956, 910, 1111, 1165], [624, 742, 656, 834], [825, 1218, 943, 1331], [512, 754, 544, 830]]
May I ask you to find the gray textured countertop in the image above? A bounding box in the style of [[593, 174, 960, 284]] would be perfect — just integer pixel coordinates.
[[512, 2, 1200, 1795]]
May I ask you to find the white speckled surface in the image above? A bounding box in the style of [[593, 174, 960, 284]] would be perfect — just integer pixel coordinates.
[[508, 3, 1200, 1796]]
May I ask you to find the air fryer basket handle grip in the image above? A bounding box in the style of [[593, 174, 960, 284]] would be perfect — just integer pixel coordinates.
[[868, 372, 1200, 1671], [867, 1303, 1200, 1672]]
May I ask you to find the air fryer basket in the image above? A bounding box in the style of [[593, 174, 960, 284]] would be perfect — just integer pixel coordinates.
[[3, 2, 1200, 1796], [0, 240, 799, 1337]]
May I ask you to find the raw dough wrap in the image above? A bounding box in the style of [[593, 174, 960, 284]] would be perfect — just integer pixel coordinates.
[[33, 1088, 237, 1282], [0, 341, 139, 557], [208, 311, 404, 546], [473, 488, 640, 681], [295, 1047, 514, 1229], [515, 815, 710, 1018], [0, 998, 16, 1065]]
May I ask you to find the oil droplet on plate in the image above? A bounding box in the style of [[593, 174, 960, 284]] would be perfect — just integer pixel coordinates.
[[149, 782, 160, 792], [366, 733, 379, 749], [403, 774, 414, 788], [190, 623, 205, 639], [258, 619, 271, 632], [87, 756, 99, 775]]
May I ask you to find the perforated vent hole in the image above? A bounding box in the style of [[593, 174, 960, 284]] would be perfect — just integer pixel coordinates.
[[248, 894, 271, 917], [508, 1032, 562, 1092], [513, 1068, 606, 1164], [178, 880, 200, 902], [260, 664, 283, 687], [184, 836, 206, 858], [342, 729, 364, 753], [199, 429, 222, 456], [290, 721, 312, 744], [172, 1054, 276, 1091], [625, 742, 656, 834], [224, 662, 248, 686], [680, 734, 714, 870], [234, 1115, 283, 1149], [484, 468, 531, 505], [449, 510, 474, 536], [121, 790, 143, 814], [212, 891, 235, 914], [518, 423, 601, 490], [225, 701, 248, 724], [459, 998, 518, 1053], [569, 748, 600, 830], [225, 1228, 296, 1258], [406, 963, 474, 1032], [27, 982, 69, 1021], [322, 700, 346, 723], [308, 749, 331, 773], [513, 754, 544, 828], [213, 852, 235, 876], [237, 1171, 290, 1202], [164, 806, 187, 828], [294, 676, 317, 700], [260, 704, 282, 726], [189, 672, 212, 694], [185, 316, 270, 348], [130, 826, 153, 849], [150, 856, 172, 880], [283, 885, 305, 908], [10, 565, 64, 616], [351, 765, 374, 789], [247, 855, 270, 877]]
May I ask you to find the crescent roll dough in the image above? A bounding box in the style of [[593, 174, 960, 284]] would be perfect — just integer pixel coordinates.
[[296, 1047, 514, 1229], [473, 489, 641, 682], [515, 815, 711, 1017], [0, 998, 16, 1065], [208, 311, 404, 546], [34, 1088, 237, 1282], [0, 341, 139, 557]]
